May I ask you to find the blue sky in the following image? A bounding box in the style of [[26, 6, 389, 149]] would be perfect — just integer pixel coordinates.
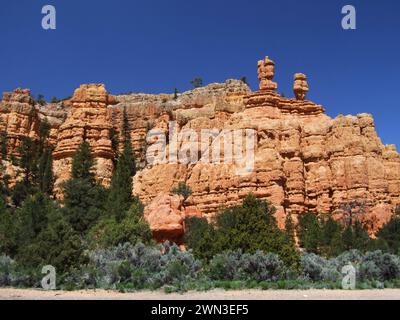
[[0, 0, 399, 147]]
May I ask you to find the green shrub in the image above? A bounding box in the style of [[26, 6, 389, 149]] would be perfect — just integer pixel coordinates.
[[208, 250, 284, 282], [172, 182, 192, 200]]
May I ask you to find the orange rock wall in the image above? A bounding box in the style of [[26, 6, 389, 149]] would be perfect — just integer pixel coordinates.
[[0, 78, 399, 234]]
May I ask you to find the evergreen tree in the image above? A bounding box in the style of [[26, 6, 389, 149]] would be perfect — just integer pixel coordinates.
[[105, 109, 136, 221], [62, 141, 106, 234], [190, 77, 203, 89], [11, 118, 54, 204], [16, 193, 50, 246], [352, 221, 370, 251], [0, 131, 7, 161], [88, 198, 152, 249], [0, 198, 18, 256], [36, 94, 46, 106], [320, 215, 343, 257], [185, 194, 299, 267], [172, 182, 192, 202], [184, 216, 217, 261], [297, 213, 322, 254], [38, 148, 54, 195], [17, 208, 85, 273], [284, 213, 296, 245], [70, 141, 95, 182], [17, 136, 39, 185], [377, 210, 400, 254]]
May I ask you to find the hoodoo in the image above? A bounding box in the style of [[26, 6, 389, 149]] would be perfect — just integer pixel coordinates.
[[0, 55, 399, 241]]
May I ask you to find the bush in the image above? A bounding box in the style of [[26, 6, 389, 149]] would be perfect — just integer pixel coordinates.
[[300, 253, 341, 282], [0, 255, 40, 288], [172, 182, 192, 201], [241, 251, 284, 282], [85, 242, 202, 291], [359, 251, 400, 281], [88, 201, 153, 249], [186, 194, 299, 267], [208, 250, 284, 282]]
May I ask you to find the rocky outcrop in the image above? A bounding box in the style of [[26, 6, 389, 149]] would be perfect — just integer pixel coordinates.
[[53, 84, 117, 190], [0, 89, 39, 157], [0, 55, 399, 237], [144, 193, 202, 244]]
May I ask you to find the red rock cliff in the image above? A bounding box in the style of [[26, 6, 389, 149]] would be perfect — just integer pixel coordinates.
[[0, 56, 399, 237]]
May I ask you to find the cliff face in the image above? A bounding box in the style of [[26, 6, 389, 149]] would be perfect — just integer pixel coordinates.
[[0, 56, 399, 238]]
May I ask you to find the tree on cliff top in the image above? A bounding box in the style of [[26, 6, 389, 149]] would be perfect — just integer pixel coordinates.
[[190, 77, 203, 89]]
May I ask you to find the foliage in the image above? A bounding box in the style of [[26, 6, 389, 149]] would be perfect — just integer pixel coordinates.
[[297, 212, 322, 254], [184, 217, 217, 261], [190, 77, 203, 89], [185, 194, 299, 267], [82, 242, 202, 291], [172, 182, 192, 201], [36, 94, 46, 106], [377, 212, 400, 254], [62, 141, 106, 234], [16, 208, 85, 273], [0, 199, 19, 256], [88, 199, 152, 249], [208, 250, 284, 282], [0, 131, 7, 161], [105, 109, 136, 221], [70, 141, 95, 182], [62, 178, 106, 234]]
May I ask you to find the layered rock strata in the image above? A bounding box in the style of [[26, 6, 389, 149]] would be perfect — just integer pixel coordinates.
[[0, 56, 399, 236]]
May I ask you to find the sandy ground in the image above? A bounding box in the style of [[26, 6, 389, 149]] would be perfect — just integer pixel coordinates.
[[0, 288, 400, 300]]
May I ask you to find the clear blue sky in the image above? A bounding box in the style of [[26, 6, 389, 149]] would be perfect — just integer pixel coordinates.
[[1, 0, 399, 147]]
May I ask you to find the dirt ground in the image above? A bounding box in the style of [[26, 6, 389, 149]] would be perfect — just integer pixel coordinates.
[[1, 288, 400, 300]]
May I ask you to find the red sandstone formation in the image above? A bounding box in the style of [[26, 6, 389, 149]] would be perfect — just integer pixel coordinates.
[[144, 193, 202, 244], [52, 84, 117, 189], [0, 56, 399, 237], [0, 89, 39, 156], [293, 73, 309, 101]]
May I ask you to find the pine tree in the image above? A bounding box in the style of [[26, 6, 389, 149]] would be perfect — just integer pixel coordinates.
[[38, 148, 54, 195], [297, 212, 322, 254], [0, 197, 18, 256], [105, 109, 136, 221], [173, 88, 179, 100], [88, 198, 152, 249], [285, 213, 296, 245], [62, 141, 106, 234], [17, 136, 39, 185], [0, 131, 7, 161], [70, 141, 96, 182], [190, 77, 203, 89], [320, 215, 343, 257], [17, 208, 85, 273], [208, 194, 299, 267], [377, 210, 400, 254]]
